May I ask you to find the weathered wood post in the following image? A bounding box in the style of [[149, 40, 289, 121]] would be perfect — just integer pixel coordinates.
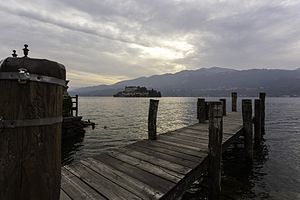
[[231, 92, 237, 112], [220, 99, 226, 116], [259, 92, 266, 134], [75, 94, 79, 117], [148, 99, 159, 140], [197, 98, 206, 123], [254, 99, 262, 144], [205, 101, 209, 120], [0, 47, 65, 200], [242, 99, 253, 161], [208, 102, 223, 200]]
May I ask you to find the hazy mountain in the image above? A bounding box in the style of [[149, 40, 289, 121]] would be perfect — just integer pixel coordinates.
[[70, 67, 300, 97]]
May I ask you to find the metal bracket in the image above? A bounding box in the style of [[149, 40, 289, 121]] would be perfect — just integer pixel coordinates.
[[18, 68, 30, 84], [0, 116, 63, 132], [0, 71, 66, 87]]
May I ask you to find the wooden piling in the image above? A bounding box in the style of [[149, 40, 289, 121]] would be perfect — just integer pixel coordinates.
[[205, 102, 209, 120], [242, 99, 253, 161], [208, 102, 223, 200], [75, 95, 79, 117], [220, 99, 226, 116], [148, 99, 159, 140], [0, 57, 65, 200], [231, 92, 237, 112], [254, 99, 262, 144], [259, 92, 266, 134], [197, 98, 206, 123]]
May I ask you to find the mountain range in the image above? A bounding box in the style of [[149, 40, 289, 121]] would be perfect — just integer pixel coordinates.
[[70, 67, 300, 97]]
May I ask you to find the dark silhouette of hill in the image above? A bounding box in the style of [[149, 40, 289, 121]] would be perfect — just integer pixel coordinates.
[[70, 67, 300, 97]]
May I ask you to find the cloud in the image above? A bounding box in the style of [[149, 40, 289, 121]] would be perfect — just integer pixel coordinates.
[[67, 69, 128, 88], [0, 0, 299, 87]]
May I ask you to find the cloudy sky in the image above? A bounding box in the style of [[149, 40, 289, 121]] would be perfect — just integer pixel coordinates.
[[0, 0, 299, 88]]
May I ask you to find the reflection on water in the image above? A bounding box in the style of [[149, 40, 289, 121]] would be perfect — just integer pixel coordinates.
[[182, 139, 270, 200], [221, 139, 270, 199], [61, 97, 300, 199]]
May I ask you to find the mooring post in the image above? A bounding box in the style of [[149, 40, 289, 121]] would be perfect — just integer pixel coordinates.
[[220, 99, 226, 116], [259, 92, 266, 134], [148, 99, 159, 140], [205, 101, 209, 120], [0, 50, 65, 200], [75, 94, 79, 117], [231, 92, 237, 112], [208, 102, 223, 200], [197, 98, 206, 123], [242, 99, 253, 161], [254, 99, 262, 144]]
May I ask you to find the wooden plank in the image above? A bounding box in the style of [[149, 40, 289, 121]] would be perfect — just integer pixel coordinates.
[[167, 130, 208, 141], [61, 167, 106, 200], [80, 158, 162, 200], [224, 113, 242, 118], [183, 126, 209, 133], [222, 128, 243, 150], [137, 140, 207, 158], [224, 119, 243, 123], [224, 126, 243, 134], [223, 126, 243, 135], [107, 150, 183, 182], [224, 120, 243, 124], [60, 189, 72, 200], [163, 132, 209, 144], [223, 122, 243, 127], [162, 157, 209, 200], [115, 147, 191, 175], [172, 129, 209, 140], [65, 163, 142, 200], [176, 127, 209, 136], [156, 139, 202, 152], [158, 135, 208, 150], [133, 142, 203, 163], [125, 144, 198, 168], [224, 116, 242, 121], [94, 153, 175, 194], [223, 133, 233, 140]]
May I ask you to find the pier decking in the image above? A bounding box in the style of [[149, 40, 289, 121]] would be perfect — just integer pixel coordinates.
[[60, 112, 243, 200]]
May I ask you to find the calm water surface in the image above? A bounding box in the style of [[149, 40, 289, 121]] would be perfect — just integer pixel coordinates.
[[62, 97, 300, 199]]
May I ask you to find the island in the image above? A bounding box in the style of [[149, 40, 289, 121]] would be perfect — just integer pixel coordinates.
[[113, 86, 162, 97]]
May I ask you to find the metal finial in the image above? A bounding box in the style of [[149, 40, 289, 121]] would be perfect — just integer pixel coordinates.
[[23, 44, 29, 57], [12, 50, 18, 58]]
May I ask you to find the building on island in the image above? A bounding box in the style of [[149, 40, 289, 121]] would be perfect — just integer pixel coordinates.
[[114, 86, 162, 97]]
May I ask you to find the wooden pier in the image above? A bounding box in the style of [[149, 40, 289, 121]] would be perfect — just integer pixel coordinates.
[[60, 93, 265, 200]]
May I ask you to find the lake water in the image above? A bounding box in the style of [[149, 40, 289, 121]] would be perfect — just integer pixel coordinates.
[[62, 97, 300, 199]]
